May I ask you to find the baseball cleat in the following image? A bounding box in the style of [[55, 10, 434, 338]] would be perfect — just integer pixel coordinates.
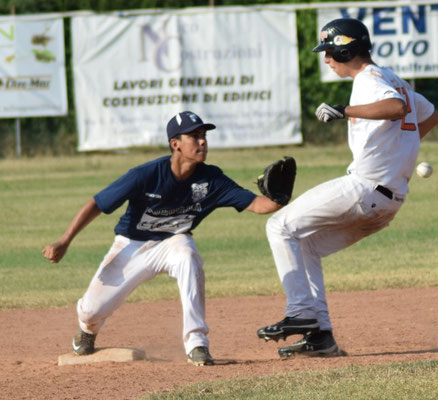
[[187, 346, 214, 366], [72, 328, 97, 355], [278, 330, 340, 358], [257, 317, 319, 342]]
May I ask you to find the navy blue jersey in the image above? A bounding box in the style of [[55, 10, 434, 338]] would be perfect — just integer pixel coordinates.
[[94, 155, 256, 241]]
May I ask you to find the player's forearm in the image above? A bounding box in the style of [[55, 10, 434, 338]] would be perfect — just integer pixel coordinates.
[[419, 110, 438, 139], [344, 98, 406, 121], [59, 198, 101, 245], [246, 196, 283, 214]]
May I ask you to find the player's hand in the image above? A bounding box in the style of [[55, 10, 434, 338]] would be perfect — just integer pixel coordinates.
[[42, 241, 69, 263], [315, 103, 346, 123]]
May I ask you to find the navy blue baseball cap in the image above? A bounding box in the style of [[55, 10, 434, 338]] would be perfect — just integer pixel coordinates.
[[167, 111, 216, 141]]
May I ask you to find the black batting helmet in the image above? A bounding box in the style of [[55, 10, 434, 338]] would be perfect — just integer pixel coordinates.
[[312, 18, 372, 63]]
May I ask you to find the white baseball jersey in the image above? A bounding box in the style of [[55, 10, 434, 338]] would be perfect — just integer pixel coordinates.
[[347, 64, 435, 195]]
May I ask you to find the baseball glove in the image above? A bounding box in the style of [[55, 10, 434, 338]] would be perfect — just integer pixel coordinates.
[[257, 157, 296, 205]]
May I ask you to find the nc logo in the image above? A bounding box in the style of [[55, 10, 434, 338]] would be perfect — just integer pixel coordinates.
[[139, 19, 182, 73]]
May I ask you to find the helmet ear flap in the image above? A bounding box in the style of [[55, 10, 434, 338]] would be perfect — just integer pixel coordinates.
[[340, 49, 350, 57], [333, 48, 351, 63], [340, 48, 350, 58], [334, 47, 357, 63]]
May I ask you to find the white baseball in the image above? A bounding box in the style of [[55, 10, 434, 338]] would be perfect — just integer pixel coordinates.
[[416, 162, 433, 178]]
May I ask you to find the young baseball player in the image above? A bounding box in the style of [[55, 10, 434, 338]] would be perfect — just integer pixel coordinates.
[[257, 18, 438, 358], [42, 111, 283, 366]]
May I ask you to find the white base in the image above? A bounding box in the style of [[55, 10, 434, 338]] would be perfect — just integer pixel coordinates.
[[58, 348, 146, 366]]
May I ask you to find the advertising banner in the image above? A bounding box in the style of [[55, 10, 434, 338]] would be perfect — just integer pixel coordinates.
[[316, 4, 438, 81], [0, 17, 67, 117], [71, 8, 301, 151]]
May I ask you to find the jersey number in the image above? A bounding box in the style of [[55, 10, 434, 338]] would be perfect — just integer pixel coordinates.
[[396, 87, 417, 131]]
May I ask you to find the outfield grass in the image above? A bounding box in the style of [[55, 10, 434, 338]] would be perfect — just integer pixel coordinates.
[[1, 142, 438, 309], [144, 361, 438, 400]]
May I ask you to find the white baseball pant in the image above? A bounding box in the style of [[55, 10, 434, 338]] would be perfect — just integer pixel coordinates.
[[76, 233, 208, 355], [266, 173, 404, 331]]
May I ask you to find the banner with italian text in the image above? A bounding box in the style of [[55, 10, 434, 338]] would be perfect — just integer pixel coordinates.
[[316, 4, 438, 82], [71, 8, 302, 151], [0, 17, 67, 117]]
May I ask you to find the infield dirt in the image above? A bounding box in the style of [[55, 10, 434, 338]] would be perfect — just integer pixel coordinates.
[[1, 287, 438, 399]]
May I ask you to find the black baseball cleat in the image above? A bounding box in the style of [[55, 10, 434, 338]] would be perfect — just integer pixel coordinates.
[[257, 317, 319, 342], [72, 328, 97, 355], [278, 330, 339, 358], [187, 346, 214, 366]]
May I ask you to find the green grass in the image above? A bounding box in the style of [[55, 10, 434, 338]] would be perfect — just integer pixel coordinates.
[[144, 361, 438, 400], [1, 142, 438, 308]]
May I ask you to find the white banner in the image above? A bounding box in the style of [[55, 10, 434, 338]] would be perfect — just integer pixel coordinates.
[[0, 17, 67, 117], [316, 4, 438, 82], [71, 7, 302, 151]]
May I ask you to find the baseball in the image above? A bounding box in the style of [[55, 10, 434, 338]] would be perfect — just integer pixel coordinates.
[[416, 162, 433, 178]]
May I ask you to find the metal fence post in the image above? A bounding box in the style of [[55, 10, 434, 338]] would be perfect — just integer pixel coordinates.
[[15, 118, 21, 157]]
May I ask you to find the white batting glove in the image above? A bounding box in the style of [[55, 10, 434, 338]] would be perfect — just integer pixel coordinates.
[[315, 103, 346, 123]]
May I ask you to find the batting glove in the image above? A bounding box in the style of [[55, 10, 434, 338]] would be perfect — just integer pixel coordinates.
[[315, 103, 346, 123]]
